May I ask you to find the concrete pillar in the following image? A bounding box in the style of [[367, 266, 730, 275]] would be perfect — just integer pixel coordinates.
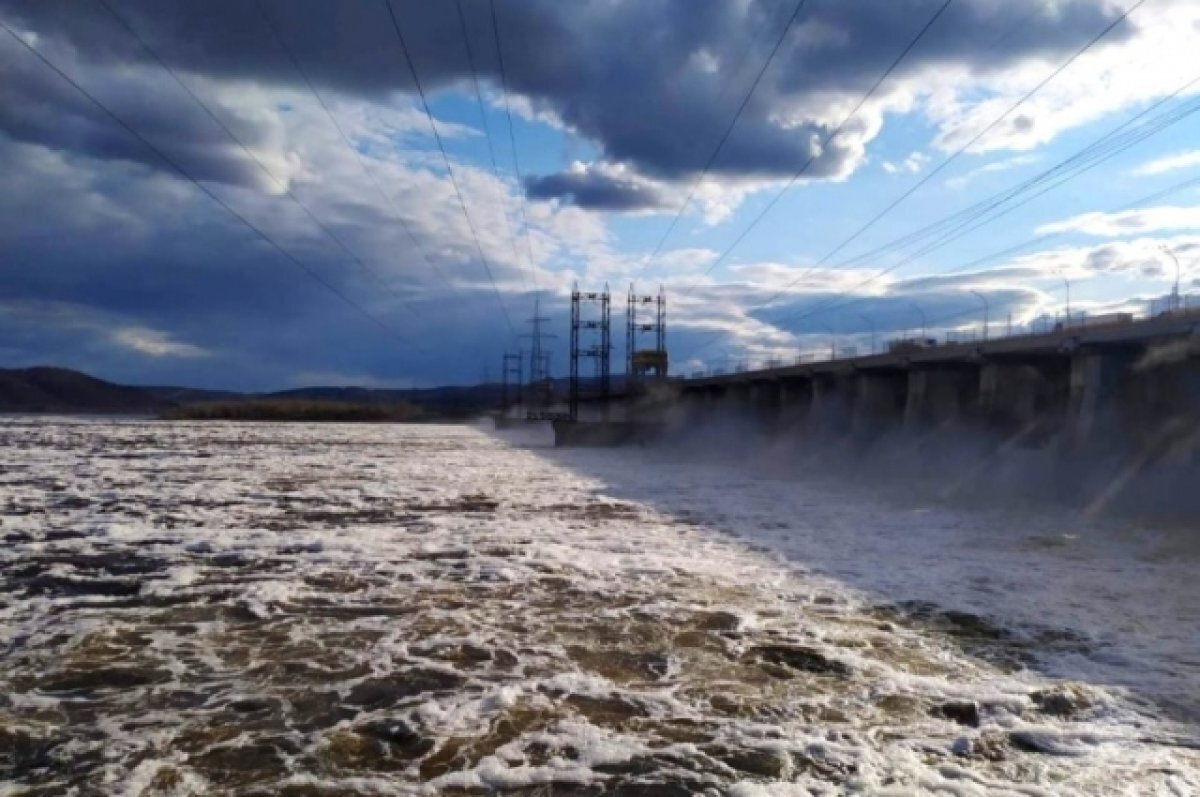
[[905, 366, 979, 429], [1124, 356, 1200, 464], [749, 380, 782, 426], [779, 377, 813, 431], [677, 389, 705, 426], [1067, 350, 1134, 450], [852, 370, 907, 439], [726, 382, 753, 415], [809, 373, 853, 436], [978, 359, 1070, 444]]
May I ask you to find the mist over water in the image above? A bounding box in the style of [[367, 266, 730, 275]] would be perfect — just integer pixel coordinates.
[[0, 418, 1196, 794], [657, 397, 1200, 524]]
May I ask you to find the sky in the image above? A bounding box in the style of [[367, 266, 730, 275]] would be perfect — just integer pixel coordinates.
[[2, 0, 1199, 390]]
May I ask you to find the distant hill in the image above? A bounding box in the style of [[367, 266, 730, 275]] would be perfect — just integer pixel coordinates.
[[0, 366, 519, 417], [0, 367, 165, 414]]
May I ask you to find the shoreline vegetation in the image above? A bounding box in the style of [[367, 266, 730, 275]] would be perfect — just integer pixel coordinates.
[[161, 399, 423, 423], [0, 367, 507, 419]]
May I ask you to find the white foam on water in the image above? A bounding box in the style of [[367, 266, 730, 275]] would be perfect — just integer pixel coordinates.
[[0, 417, 1196, 794]]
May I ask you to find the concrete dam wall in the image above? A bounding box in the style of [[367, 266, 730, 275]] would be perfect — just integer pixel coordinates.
[[647, 314, 1200, 519]]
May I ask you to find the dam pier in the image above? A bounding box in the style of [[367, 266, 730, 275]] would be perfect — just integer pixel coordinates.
[[669, 312, 1200, 447], [550, 310, 1200, 513]]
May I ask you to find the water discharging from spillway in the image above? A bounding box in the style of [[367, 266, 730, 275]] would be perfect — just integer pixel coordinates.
[[0, 419, 1196, 794]]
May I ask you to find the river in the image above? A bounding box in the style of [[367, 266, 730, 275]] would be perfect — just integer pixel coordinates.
[[1, 418, 1196, 795]]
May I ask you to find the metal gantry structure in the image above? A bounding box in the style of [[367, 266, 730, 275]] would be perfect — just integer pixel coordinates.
[[522, 298, 556, 415], [626, 285, 668, 389], [569, 284, 612, 421], [500, 351, 523, 410]]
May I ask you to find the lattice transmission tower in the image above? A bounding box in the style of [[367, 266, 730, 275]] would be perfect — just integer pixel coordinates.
[[568, 283, 611, 420], [522, 298, 557, 416], [626, 285, 667, 389], [500, 351, 523, 410]]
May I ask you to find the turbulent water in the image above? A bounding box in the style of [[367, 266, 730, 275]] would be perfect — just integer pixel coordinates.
[[1, 418, 1197, 796]]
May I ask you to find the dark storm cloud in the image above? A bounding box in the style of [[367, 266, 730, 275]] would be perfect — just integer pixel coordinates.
[[0, 130, 539, 388], [746, 286, 1038, 338], [0, 0, 1143, 387], [0, 211, 543, 390], [0, 14, 276, 190], [1, 0, 1131, 199], [892, 265, 1048, 293], [524, 168, 667, 211]]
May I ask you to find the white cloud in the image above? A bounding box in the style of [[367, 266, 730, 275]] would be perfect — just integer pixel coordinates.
[[110, 327, 210, 358], [197, 79, 610, 300], [923, 1, 1200, 156], [1036, 205, 1200, 237], [946, 154, 1038, 189], [723, 261, 879, 294], [688, 177, 768, 225], [1131, 149, 1200, 177], [980, 234, 1200, 283], [0, 299, 214, 360], [882, 151, 928, 174], [636, 247, 719, 280], [666, 230, 1200, 371]]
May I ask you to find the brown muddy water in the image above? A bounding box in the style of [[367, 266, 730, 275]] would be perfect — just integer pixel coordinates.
[[0, 419, 1196, 795]]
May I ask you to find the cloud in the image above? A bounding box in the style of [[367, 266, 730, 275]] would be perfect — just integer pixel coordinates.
[[110, 326, 210, 357], [1131, 149, 1200, 177], [945, 154, 1037, 189], [1036, 205, 1200, 237], [0, 299, 209, 372], [669, 278, 1046, 371], [0, 92, 597, 387], [524, 162, 668, 211], [1009, 235, 1200, 282], [882, 151, 928, 174], [663, 231, 1200, 370], [924, 1, 1200, 156], [3, 0, 1198, 388], [1, 0, 1171, 209], [892, 265, 1048, 293]]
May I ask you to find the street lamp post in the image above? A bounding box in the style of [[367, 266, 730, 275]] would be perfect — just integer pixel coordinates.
[[1161, 245, 1181, 311], [1061, 276, 1071, 326], [859, 314, 877, 355], [909, 301, 927, 341], [821, 324, 836, 361], [970, 290, 989, 341]]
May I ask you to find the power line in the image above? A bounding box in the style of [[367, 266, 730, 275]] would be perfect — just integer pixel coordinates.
[[93, 0, 422, 321], [765, 173, 1200, 341], [453, 0, 530, 294], [741, 2, 1046, 280], [382, 0, 518, 337], [750, 82, 1200, 335], [0, 19, 411, 344], [949, 174, 1200, 275], [677, 0, 957, 298], [902, 96, 1200, 258], [639, 0, 811, 277], [677, 0, 1151, 362], [918, 214, 1198, 333], [824, 74, 1200, 273], [488, 0, 539, 295], [252, 0, 464, 308], [740, 0, 1147, 310], [831, 0, 1148, 261]]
